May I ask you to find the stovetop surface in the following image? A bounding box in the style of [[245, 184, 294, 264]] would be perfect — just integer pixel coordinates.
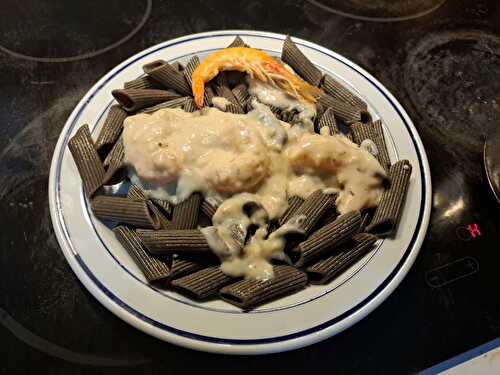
[[0, 1, 499, 373]]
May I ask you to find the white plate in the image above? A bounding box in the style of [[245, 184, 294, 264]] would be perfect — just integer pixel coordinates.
[[48, 30, 431, 354]]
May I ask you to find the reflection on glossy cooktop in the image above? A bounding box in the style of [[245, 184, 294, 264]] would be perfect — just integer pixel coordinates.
[[306, 0, 447, 21], [0, 0, 498, 374]]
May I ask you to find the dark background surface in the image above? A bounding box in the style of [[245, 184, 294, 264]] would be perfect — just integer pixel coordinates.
[[1, 1, 499, 374]]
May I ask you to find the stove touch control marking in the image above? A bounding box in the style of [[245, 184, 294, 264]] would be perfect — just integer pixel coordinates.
[[425, 256, 479, 288], [456, 223, 482, 241]]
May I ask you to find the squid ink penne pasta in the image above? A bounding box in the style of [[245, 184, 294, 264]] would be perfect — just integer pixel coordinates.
[[288, 211, 362, 266], [214, 85, 244, 113], [102, 137, 126, 185], [170, 256, 215, 280], [137, 229, 212, 255], [278, 196, 305, 226], [183, 98, 197, 113], [315, 107, 339, 135], [127, 184, 146, 200], [183, 56, 200, 87], [318, 91, 370, 125], [95, 105, 127, 157], [112, 89, 181, 112], [367, 160, 412, 236], [91, 196, 161, 229], [140, 96, 189, 114], [306, 233, 378, 284], [351, 120, 391, 171], [113, 226, 170, 282], [227, 36, 249, 48], [281, 36, 322, 86], [172, 266, 235, 300], [126, 186, 172, 228], [68, 124, 105, 198], [321, 74, 367, 110], [170, 193, 202, 230], [151, 199, 173, 218], [143, 60, 191, 96], [124, 75, 161, 90], [219, 265, 308, 309], [283, 190, 337, 237], [200, 197, 222, 220], [231, 83, 250, 107]]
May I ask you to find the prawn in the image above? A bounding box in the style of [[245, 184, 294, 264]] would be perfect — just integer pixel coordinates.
[[191, 47, 320, 108]]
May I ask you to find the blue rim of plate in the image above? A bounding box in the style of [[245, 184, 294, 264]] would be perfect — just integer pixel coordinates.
[[52, 32, 428, 345]]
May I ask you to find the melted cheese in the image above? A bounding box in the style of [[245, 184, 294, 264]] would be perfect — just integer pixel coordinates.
[[122, 106, 386, 279]]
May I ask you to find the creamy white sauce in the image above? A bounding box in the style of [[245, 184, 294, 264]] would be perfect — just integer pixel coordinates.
[[212, 96, 231, 111], [247, 77, 317, 132], [122, 106, 386, 279]]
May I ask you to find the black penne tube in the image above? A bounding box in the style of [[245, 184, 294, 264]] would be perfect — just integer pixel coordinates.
[[245, 95, 257, 112], [223, 103, 243, 114], [183, 98, 197, 113], [125, 186, 172, 228], [136, 229, 211, 255], [306, 233, 378, 284], [281, 109, 298, 124], [113, 226, 170, 282], [172, 61, 184, 72], [284, 190, 337, 236], [351, 120, 391, 171], [171, 193, 202, 230], [215, 71, 229, 88], [219, 265, 308, 309], [281, 36, 322, 86], [321, 74, 367, 110], [124, 75, 161, 90], [91, 196, 160, 229], [318, 209, 339, 227], [142, 59, 167, 72], [278, 196, 305, 226], [183, 55, 199, 88], [214, 85, 244, 112], [269, 105, 283, 119], [95, 105, 127, 158], [143, 61, 191, 96], [318, 91, 371, 125], [170, 256, 215, 280], [367, 160, 412, 236], [112, 89, 181, 112], [127, 184, 146, 200], [184, 56, 213, 106], [227, 36, 249, 48], [140, 97, 189, 114], [288, 211, 362, 266], [147, 201, 172, 229], [102, 137, 126, 185], [200, 197, 221, 219], [151, 199, 173, 218], [171, 266, 235, 300], [316, 107, 339, 135], [68, 124, 105, 198], [359, 208, 375, 232], [204, 84, 215, 107], [231, 83, 249, 107]]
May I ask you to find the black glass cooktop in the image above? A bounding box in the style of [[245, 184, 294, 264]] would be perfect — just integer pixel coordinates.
[[1, 1, 499, 373]]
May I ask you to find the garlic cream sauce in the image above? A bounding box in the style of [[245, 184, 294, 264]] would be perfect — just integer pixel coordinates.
[[122, 100, 386, 279]]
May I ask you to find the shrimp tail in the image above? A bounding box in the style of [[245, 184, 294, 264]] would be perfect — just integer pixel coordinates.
[[192, 74, 205, 108], [190, 47, 321, 108]]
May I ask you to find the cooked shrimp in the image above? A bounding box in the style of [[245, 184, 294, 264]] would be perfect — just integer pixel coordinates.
[[286, 133, 385, 176], [191, 47, 320, 108]]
